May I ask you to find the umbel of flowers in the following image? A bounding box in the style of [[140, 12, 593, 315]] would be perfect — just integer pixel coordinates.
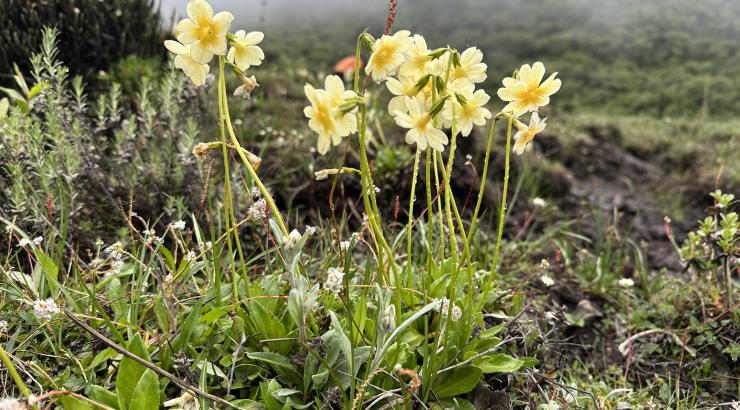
[[302, 30, 561, 333]]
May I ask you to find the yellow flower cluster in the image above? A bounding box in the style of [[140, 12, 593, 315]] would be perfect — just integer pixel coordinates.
[[303, 76, 359, 155], [497, 62, 561, 154], [302, 29, 561, 156], [164, 0, 264, 86], [373, 32, 492, 151]]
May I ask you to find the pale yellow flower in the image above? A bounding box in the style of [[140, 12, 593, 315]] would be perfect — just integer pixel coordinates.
[[399, 34, 431, 79], [386, 75, 421, 116], [450, 47, 487, 84], [227, 30, 264, 71], [365, 30, 413, 82], [497, 62, 561, 116], [443, 80, 492, 137], [176, 0, 233, 64], [394, 95, 448, 152], [303, 76, 357, 155], [164, 40, 210, 86], [512, 111, 547, 155]]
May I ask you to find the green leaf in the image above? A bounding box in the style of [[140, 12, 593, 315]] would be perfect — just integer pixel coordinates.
[[474, 353, 524, 374], [171, 300, 202, 353], [88, 385, 119, 409], [247, 351, 302, 381], [432, 365, 482, 398], [129, 369, 160, 410], [116, 334, 152, 410], [59, 396, 92, 410]]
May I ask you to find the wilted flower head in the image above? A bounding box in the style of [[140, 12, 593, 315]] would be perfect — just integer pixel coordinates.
[[366, 30, 413, 82], [512, 111, 547, 155], [33, 298, 60, 321], [227, 30, 264, 71], [233, 74, 259, 99], [164, 392, 199, 410], [324, 267, 345, 294], [175, 0, 233, 64], [497, 62, 561, 116]]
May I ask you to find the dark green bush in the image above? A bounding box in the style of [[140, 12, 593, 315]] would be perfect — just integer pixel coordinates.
[[0, 0, 165, 84]]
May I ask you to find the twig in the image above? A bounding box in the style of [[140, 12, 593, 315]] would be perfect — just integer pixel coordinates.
[[63, 309, 238, 409]]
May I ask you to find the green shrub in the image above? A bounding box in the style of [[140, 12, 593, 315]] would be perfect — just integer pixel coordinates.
[[0, 0, 164, 84]]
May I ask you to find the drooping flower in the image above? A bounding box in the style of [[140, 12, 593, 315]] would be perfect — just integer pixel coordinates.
[[175, 0, 233, 64], [227, 30, 264, 71], [365, 30, 413, 82], [443, 81, 492, 137], [303, 76, 357, 155], [497, 62, 561, 116], [399, 34, 432, 79], [394, 95, 448, 152], [512, 111, 547, 155], [164, 40, 210, 86], [233, 74, 259, 99], [450, 47, 487, 84]]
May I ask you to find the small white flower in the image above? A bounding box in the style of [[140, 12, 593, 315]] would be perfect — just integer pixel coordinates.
[[380, 304, 396, 333], [437, 298, 462, 321], [0, 398, 26, 410], [351, 232, 363, 242], [0, 320, 7, 334], [283, 229, 302, 250], [533, 197, 547, 208], [545, 311, 558, 323], [17, 238, 32, 248], [251, 186, 261, 199], [304, 226, 318, 236], [540, 274, 555, 287], [539, 259, 550, 269], [617, 278, 634, 288], [171, 220, 186, 231], [324, 267, 345, 294], [247, 198, 267, 220], [32, 236, 43, 246], [185, 250, 197, 262], [339, 241, 350, 251], [33, 298, 60, 321]]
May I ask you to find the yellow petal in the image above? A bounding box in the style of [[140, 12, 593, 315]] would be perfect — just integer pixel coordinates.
[[187, 0, 213, 25]]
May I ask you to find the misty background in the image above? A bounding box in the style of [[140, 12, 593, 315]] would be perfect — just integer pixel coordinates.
[[159, 0, 740, 118]]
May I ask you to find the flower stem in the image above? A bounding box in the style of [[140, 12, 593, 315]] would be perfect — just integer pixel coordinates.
[[406, 148, 421, 281], [469, 114, 500, 240], [0, 344, 32, 400], [490, 113, 514, 274]]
